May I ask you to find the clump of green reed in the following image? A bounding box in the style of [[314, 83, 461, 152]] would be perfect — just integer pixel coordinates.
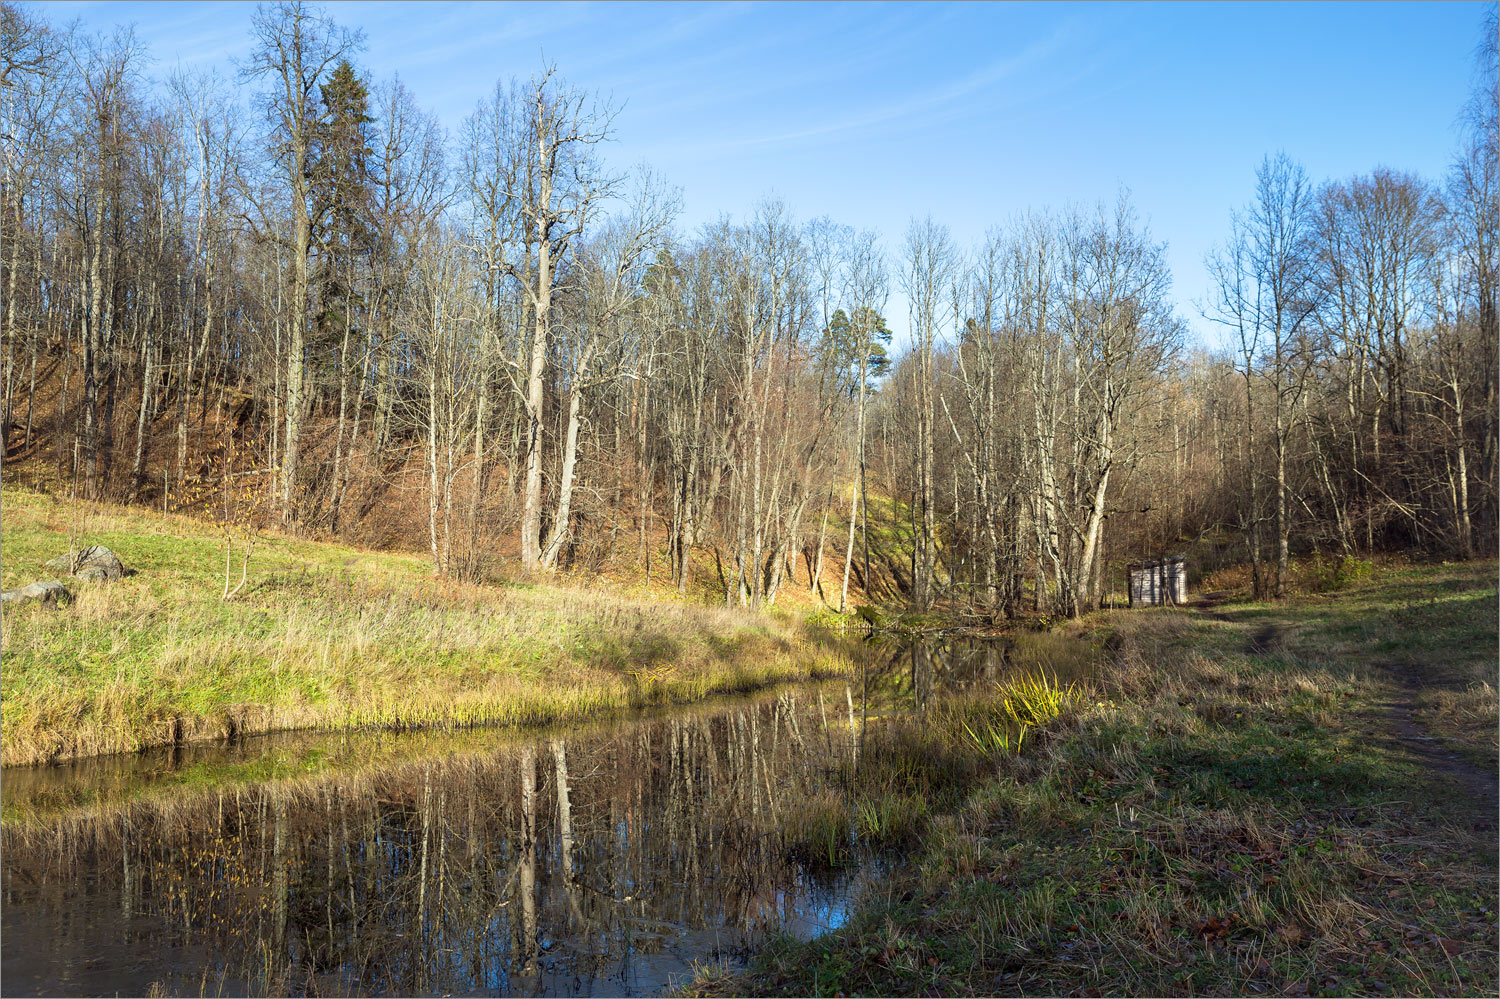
[[834, 671, 1089, 858], [941, 670, 1081, 762], [786, 790, 856, 869], [961, 714, 1026, 755], [996, 669, 1082, 729], [1008, 628, 1102, 680], [853, 791, 928, 847]]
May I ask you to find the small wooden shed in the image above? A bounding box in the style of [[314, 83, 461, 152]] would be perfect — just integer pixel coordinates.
[[1127, 556, 1186, 607]]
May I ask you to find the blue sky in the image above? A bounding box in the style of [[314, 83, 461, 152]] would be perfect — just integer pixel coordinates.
[[40, 1, 1493, 349]]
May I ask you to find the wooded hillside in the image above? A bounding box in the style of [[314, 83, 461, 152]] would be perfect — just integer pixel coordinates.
[[2, 1, 1494, 614]]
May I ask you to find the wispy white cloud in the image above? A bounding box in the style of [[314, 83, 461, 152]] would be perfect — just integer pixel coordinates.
[[361, 2, 594, 74], [640, 15, 1090, 165], [752, 26, 1078, 147]]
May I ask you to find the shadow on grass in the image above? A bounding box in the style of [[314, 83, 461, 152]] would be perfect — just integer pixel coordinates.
[[1142, 728, 1392, 810]]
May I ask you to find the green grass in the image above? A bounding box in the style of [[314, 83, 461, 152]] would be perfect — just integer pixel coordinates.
[[1221, 558, 1499, 771], [0, 486, 853, 766], [689, 561, 1499, 998]]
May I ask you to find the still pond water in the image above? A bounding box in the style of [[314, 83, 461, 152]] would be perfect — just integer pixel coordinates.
[[1, 634, 1074, 997]]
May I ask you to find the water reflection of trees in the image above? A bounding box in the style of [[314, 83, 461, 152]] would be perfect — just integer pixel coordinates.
[[1, 695, 864, 997], [859, 634, 1013, 714], [2, 637, 1071, 996]]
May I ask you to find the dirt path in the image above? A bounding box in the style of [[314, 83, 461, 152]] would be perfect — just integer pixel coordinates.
[[1192, 593, 1498, 837], [1244, 623, 1279, 656], [1376, 661, 1498, 835]]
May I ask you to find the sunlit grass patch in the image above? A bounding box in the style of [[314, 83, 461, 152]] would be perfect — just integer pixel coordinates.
[[0, 485, 855, 765]]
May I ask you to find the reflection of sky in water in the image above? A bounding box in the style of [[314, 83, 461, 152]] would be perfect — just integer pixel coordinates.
[[527, 861, 881, 997], [781, 858, 890, 939]]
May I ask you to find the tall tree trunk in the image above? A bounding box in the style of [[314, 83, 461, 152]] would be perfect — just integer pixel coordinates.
[[1274, 411, 1288, 599], [542, 358, 590, 569], [130, 282, 156, 495], [519, 235, 550, 571], [1244, 367, 1263, 597], [330, 301, 352, 533], [84, 180, 106, 498], [811, 490, 830, 600], [467, 364, 487, 553], [426, 363, 441, 574], [282, 202, 308, 526], [677, 431, 698, 595], [839, 363, 869, 612], [1, 198, 21, 458]]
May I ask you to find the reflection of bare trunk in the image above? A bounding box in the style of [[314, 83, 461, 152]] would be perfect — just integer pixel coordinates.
[[845, 685, 860, 773], [911, 643, 933, 713], [271, 794, 288, 956], [554, 736, 592, 928], [436, 788, 447, 955], [417, 765, 431, 939], [519, 746, 537, 975], [323, 790, 335, 951], [121, 818, 132, 919], [748, 711, 761, 819], [340, 792, 356, 926], [552, 739, 573, 880], [782, 694, 807, 754]]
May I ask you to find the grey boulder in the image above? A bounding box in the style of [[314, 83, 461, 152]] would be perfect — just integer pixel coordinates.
[[44, 545, 125, 581], [0, 579, 71, 607]]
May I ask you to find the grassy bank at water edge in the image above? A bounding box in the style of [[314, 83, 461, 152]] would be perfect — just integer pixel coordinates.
[[690, 560, 1499, 997], [0, 487, 852, 767]]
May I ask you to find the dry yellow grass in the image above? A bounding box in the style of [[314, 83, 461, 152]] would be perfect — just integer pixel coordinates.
[[1, 486, 853, 766]]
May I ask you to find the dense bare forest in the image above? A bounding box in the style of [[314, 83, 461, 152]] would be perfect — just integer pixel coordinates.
[[2, 1, 1494, 615]]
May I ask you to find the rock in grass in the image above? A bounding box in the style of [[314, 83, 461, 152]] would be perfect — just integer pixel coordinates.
[[44, 545, 125, 581], [0, 579, 71, 607]]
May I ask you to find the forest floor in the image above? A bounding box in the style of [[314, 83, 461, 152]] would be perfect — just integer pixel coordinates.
[[0, 485, 853, 767], [690, 559, 1499, 997]]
